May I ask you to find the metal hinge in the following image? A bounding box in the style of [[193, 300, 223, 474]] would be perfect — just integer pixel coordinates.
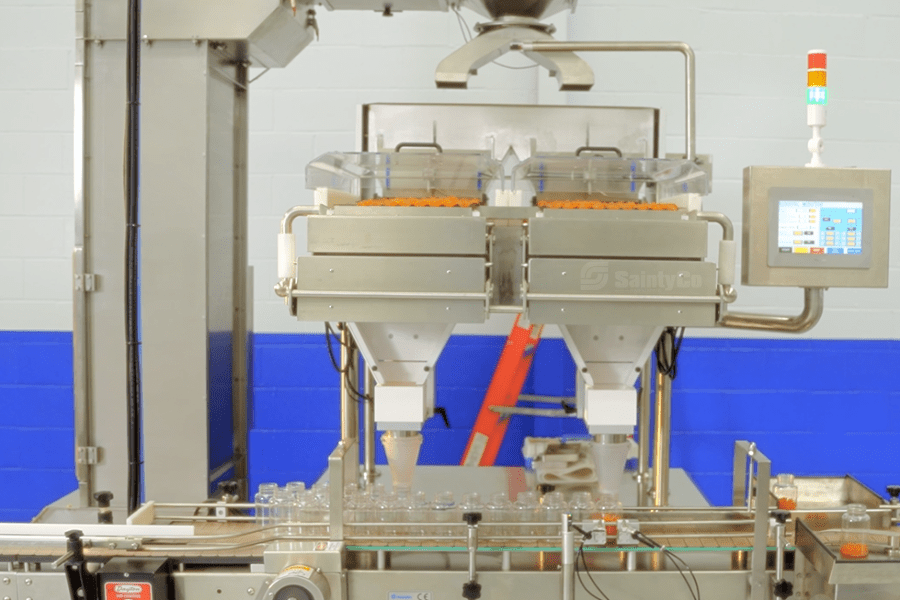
[[74, 274, 96, 292], [76, 446, 99, 465]]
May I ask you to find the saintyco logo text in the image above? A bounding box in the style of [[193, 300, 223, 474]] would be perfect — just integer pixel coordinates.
[[581, 261, 702, 291]]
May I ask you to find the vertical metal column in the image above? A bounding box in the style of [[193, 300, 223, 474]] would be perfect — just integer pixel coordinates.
[[652, 368, 671, 507], [340, 325, 358, 442], [636, 358, 652, 507], [230, 60, 250, 498], [141, 41, 245, 502], [560, 513, 575, 600], [363, 370, 377, 489], [72, 0, 92, 507]]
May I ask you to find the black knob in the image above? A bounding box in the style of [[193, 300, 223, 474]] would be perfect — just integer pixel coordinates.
[[65, 529, 85, 562], [771, 509, 791, 524], [463, 512, 483, 526], [887, 485, 900, 501], [539, 484, 555, 495], [93, 491, 113, 508], [774, 579, 793, 599], [65, 529, 83, 543], [218, 480, 239, 496], [462, 582, 481, 600]]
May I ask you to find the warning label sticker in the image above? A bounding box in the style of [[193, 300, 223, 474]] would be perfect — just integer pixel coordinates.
[[105, 582, 152, 600]]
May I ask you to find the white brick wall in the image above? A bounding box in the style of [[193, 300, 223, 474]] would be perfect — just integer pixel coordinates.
[[0, 0, 897, 337], [0, 0, 74, 330]]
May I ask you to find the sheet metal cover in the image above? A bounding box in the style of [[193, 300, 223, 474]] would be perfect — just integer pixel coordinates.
[[529, 215, 707, 259], [528, 258, 716, 296], [296, 256, 485, 292], [307, 215, 487, 256]]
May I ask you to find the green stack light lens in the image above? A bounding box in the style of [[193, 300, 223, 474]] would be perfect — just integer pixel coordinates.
[[807, 87, 828, 105]]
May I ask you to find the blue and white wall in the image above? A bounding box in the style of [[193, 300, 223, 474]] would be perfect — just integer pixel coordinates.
[[1, 0, 898, 521]]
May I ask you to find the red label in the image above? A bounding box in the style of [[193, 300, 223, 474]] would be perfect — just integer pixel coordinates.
[[105, 582, 152, 600]]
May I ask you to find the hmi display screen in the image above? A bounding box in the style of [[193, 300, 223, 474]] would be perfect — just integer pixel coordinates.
[[776, 200, 863, 256]]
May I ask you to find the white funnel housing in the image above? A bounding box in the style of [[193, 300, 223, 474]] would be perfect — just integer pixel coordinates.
[[381, 431, 423, 494], [591, 438, 630, 500]]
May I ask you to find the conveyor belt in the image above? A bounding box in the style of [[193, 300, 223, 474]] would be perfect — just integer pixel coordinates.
[[537, 200, 679, 210], [358, 197, 481, 207]]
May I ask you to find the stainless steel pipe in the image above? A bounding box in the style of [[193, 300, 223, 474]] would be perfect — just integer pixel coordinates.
[[560, 513, 575, 600], [720, 288, 824, 333], [637, 359, 652, 507], [340, 325, 358, 443], [363, 370, 377, 489], [652, 369, 671, 507], [511, 41, 696, 161]]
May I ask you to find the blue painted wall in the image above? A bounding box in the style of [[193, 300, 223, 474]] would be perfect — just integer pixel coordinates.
[[1, 331, 898, 520], [249, 334, 900, 507], [0, 332, 78, 522]]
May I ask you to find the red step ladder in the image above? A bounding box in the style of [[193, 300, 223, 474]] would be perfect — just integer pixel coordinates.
[[461, 314, 543, 466]]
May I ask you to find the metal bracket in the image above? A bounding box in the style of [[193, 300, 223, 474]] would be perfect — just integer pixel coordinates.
[[76, 446, 99, 465], [74, 274, 96, 292]]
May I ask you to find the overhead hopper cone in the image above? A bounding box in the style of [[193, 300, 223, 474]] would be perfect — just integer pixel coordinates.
[[591, 437, 631, 500], [381, 431, 423, 494]]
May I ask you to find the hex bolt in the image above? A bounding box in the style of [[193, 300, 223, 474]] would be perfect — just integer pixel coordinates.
[[247, 589, 255, 596], [25, 579, 32, 586]]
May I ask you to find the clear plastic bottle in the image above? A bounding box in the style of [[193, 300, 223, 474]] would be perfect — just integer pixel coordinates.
[[314, 493, 330, 537], [485, 492, 512, 546], [405, 491, 430, 545], [297, 490, 317, 536], [377, 492, 401, 539], [431, 491, 458, 546], [840, 503, 870, 559], [459, 492, 484, 514], [354, 491, 376, 538], [343, 491, 360, 538], [594, 493, 622, 540], [570, 491, 595, 525], [254, 482, 278, 526], [514, 491, 539, 544], [540, 491, 567, 545], [773, 473, 799, 511]]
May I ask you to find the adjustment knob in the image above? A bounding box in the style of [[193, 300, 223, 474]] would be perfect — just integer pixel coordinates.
[[462, 582, 481, 600], [463, 512, 483, 526], [771, 509, 791, 524], [774, 579, 793, 599], [93, 491, 113, 508], [887, 485, 900, 502]]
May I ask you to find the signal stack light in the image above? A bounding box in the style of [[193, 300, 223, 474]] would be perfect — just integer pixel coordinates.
[[807, 50, 827, 167]]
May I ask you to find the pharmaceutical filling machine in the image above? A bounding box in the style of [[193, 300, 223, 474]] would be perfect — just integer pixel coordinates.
[[1, 2, 896, 600]]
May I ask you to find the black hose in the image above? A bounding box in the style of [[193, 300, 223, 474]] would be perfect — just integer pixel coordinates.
[[125, 0, 142, 515]]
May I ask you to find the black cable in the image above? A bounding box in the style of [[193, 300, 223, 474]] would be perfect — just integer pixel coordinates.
[[324, 323, 372, 403], [655, 326, 686, 379], [124, 0, 142, 516], [324, 322, 346, 373], [631, 531, 700, 600], [576, 542, 612, 600]]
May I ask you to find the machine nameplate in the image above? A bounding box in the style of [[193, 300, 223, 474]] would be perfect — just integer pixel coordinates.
[[388, 592, 432, 600], [105, 582, 152, 600]]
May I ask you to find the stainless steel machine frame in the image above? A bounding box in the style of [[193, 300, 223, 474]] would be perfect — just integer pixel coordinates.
[[3, 2, 895, 600]]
